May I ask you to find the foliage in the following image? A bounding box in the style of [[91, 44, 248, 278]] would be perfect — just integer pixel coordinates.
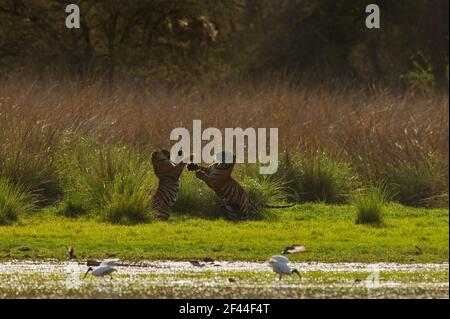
[[0, 0, 447, 89], [276, 152, 358, 204], [353, 185, 389, 225], [0, 178, 34, 225], [0, 203, 448, 262], [56, 137, 156, 224], [0, 122, 60, 204]]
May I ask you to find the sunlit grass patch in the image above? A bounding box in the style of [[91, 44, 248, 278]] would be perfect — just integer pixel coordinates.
[[0, 203, 447, 262]]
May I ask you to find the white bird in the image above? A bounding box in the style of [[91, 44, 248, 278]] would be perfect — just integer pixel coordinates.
[[268, 255, 301, 280], [84, 259, 118, 279]]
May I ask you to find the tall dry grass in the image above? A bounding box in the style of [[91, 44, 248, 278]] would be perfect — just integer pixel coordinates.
[[0, 77, 448, 208]]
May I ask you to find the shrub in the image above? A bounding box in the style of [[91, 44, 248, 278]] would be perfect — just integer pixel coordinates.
[[56, 136, 156, 224], [240, 175, 289, 220], [0, 123, 60, 204], [385, 156, 448, 207], [100, 178, 154, 224], [353, 185, 389, 225], [0, 178, 34, 225], [276, 152, 358, 204], [272, 152, 303, 201]]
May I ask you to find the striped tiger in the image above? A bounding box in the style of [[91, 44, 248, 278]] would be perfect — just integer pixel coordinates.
[[151, 149, 189, 221], [188, 151, 294, 220]]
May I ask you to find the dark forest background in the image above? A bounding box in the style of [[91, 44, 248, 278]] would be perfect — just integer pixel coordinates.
[[0, 0, 448, 90]]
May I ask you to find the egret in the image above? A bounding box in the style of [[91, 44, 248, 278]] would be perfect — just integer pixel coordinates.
[[84, 259, 118, 279], [268, 255, 301, 280]]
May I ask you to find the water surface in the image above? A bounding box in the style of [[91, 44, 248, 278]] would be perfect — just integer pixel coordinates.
[[0, 260, 448, 298]]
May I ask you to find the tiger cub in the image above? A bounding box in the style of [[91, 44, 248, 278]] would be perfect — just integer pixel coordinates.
[[151, 149, 189, 221], [188, 151, 257, 220]]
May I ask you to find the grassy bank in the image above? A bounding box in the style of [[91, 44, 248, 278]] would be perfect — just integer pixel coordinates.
[[0, 203, 448, 263]]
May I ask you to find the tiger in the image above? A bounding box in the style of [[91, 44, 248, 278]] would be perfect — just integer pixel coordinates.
[[188, 151, 294, 220], [151, 149, 190, 221]]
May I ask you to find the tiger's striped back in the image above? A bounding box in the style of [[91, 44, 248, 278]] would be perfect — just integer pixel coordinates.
[[194, 155, 256, 220]]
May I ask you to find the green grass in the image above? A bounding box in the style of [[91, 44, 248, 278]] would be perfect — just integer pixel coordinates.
[[116, 270, 449, 287], [55, 137, 157, 224], [0, 203, 447, 262], [386, 155, 449, 207], [353, 185, 389, 225], [0, 123, 61, 204], [275, 152, 358, 204], [0, 178, 35, 225], [172, 170, 222, 218]]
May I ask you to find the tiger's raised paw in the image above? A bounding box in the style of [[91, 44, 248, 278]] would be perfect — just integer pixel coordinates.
[[187, 163, 199, 171]]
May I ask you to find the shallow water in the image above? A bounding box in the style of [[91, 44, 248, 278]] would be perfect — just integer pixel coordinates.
[[0, 260, 448, 298]]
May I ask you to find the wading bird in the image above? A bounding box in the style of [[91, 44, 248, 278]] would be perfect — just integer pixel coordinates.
[[84, 259, 118, 279], [281, 244, 305, 255], [189, 260, 206, 267], [268, 255, 301, 280], [66, 246, 76, 260]]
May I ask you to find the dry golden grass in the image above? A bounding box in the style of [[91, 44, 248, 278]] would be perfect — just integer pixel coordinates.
[[0, 77, 448, 207], [0, 78, 447, 150]]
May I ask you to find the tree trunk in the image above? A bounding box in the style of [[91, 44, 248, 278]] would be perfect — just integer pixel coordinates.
[[423, 0, 449, 91]]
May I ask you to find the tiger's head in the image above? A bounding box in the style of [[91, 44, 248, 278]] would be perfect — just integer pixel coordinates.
[[152, 148, 191, 178], [151, 149, 171, 164]]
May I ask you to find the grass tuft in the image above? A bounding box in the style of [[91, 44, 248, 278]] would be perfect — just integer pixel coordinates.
[[277, 152, 358, 204], [55, 137, 156, 224], [386, 156, 448, 207], [0, 123, 60, 204], [241, 176, 289, 220], [353, 185, 389, 225], [0, 178, 35, 225]]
